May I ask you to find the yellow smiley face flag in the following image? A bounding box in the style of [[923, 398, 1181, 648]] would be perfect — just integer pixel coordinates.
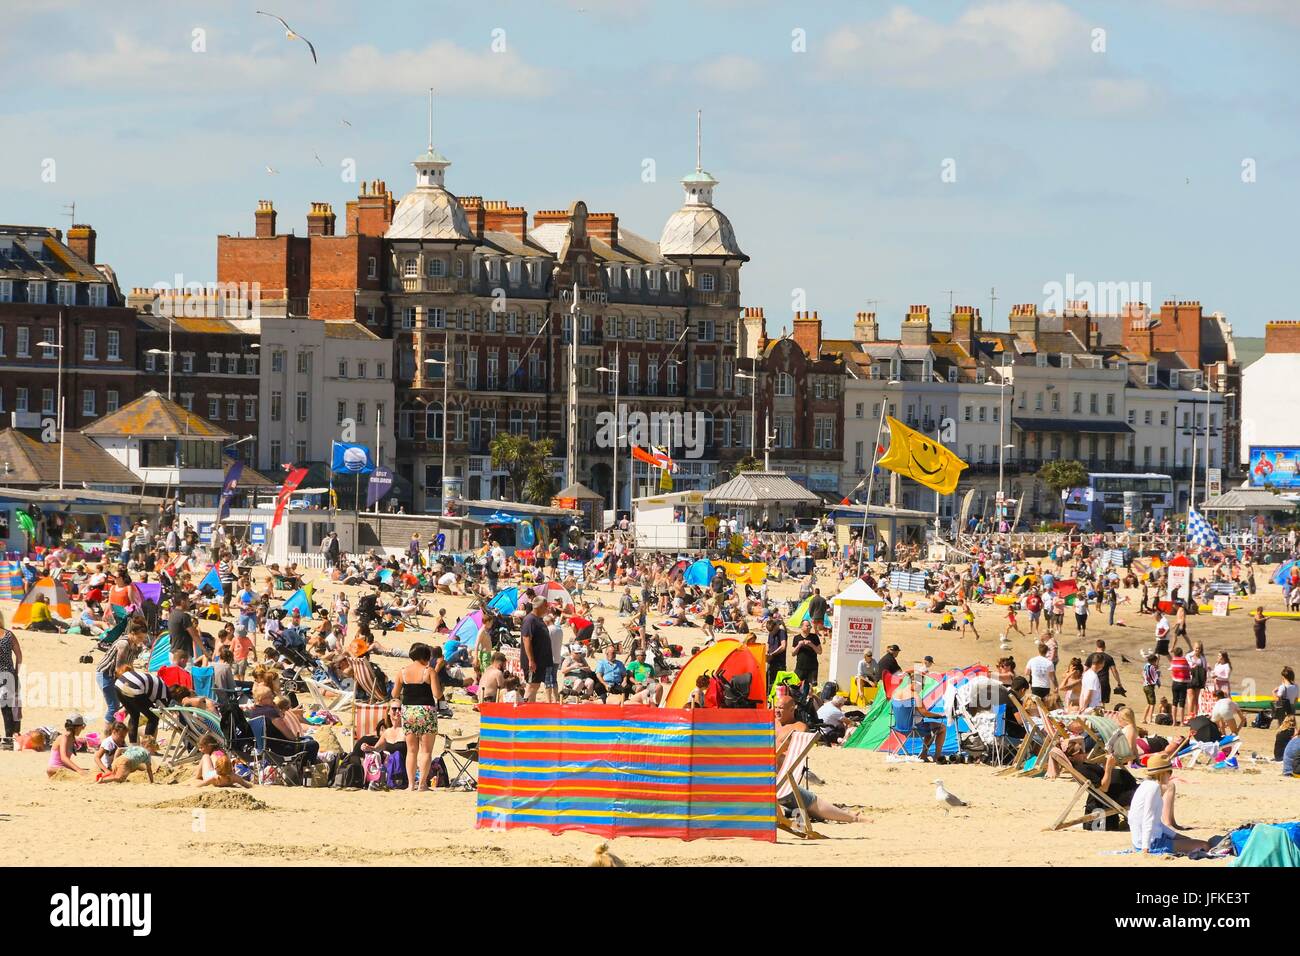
[[877, 416, 968, 496]]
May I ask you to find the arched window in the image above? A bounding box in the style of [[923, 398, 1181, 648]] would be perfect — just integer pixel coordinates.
[[403, 258, 418, 277], [425, 401, 444, 442]]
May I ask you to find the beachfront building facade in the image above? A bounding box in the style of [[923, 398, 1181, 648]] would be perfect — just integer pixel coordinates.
[[0, 223, 140, 434], [832, 299, 1239, 525], [214, 126, 748, 515], [1240, 320, 1300, 470]]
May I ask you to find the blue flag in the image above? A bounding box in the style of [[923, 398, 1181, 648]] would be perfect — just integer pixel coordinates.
[[331, 441, 374, 475], [218, 461, 243, 521]]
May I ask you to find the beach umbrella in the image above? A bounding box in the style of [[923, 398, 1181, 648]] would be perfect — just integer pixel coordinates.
[[487, 587, 520, 614]]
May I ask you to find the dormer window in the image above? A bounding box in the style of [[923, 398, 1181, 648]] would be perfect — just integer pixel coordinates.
[[947, 367, 959, 383], [667, 270, 680, 292], [507, 259, 521, 285], [488, 258, 500, 282], [606, 265, 620, 289], [629, 268, 640, 290], [647, 269, 660, 291], [28, 281, 46, 304], [1035, 352, 1048, 368]]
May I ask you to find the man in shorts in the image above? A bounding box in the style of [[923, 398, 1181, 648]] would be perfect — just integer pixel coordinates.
[[520, 598, 553, 703]]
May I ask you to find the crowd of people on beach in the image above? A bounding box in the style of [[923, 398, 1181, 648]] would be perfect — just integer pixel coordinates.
[[1, 506, 1297, 848]]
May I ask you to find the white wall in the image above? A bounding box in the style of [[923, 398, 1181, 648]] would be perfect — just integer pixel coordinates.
[[1241, 355, 1300, 463]]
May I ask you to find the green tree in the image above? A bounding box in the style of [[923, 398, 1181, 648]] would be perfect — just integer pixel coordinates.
[[1036, 459, 1089, 519], [731, 455, 763, 478], [490, 432, 557, 503]]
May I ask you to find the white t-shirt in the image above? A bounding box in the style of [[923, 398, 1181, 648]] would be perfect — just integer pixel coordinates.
[[1155, 618, 1170, 639], [1211, 698, 1237, 723], [1026, 655, 1054, 690], [1042, 592, 1057, 613], [1277, 682, 1300, 706], [816, 701, 845, 728], [437, 572, 457, 588], [1129, 780, 1172, 851], [1074, 599, 1089, 618], [1079, 669, 1103, 710]]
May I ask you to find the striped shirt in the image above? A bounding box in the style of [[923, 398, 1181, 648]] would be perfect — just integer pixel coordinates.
[[115, 670, 169, 704]]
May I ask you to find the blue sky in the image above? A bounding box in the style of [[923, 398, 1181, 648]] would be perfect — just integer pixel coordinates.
[[4, 0, 1297, 338]]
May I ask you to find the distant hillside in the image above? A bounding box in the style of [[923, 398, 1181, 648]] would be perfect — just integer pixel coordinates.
[[1235, 336, 1265, 369]]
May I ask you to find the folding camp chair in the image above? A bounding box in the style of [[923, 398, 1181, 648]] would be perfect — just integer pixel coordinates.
[[248, 715, 310, 786], [1050, 761, 1130, 831], [156, 705, 226, 768], [438, 731, 479, 791], [886, 698, 928, 759], [775, 730, 825, 840]]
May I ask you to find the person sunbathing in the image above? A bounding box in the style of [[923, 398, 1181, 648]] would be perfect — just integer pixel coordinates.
[[774, 696, 863, 823]]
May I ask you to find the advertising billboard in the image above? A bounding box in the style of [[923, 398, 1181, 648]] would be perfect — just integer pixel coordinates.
[[1247, 446, 1300, 490]]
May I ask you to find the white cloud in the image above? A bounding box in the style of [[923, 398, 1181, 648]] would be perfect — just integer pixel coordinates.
[[44, 32, 553, 99], [1161, 0, 1300, 25], [694, 54, 763, 92]]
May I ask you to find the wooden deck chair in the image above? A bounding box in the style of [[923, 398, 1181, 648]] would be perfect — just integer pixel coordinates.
[[1050, 761, 1129, 831], [1081, 715, 1123, 764], [156, 705, 226, 768], [345, 703, 389, 748], [775, 730, 825, 840], [302, 674, 354, 717], [1017, 713, 1069, 778], [348, 656, 385, 703], [996, 693, 1041, 776]]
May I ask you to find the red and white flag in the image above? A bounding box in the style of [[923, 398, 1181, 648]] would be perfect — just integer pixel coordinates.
[[272, 466, 309, 530]]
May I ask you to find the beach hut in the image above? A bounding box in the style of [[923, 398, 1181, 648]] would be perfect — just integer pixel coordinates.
[[10, 576, 72, 627], [662, 638, 767, 709]]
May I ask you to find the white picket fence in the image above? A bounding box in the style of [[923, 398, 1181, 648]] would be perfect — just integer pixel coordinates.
[[287, 552, 332, 570]]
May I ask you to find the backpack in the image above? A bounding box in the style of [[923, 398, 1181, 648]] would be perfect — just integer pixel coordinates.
[[362, 751, 385, 786], [385, 749, 408, 790]]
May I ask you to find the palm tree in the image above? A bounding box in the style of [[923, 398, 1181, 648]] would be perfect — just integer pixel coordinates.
[[490, 432, 533, 500], [731, 455, 763, 477], [1036, 459, 1089, 520]]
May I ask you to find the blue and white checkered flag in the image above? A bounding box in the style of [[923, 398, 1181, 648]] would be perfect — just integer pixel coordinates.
[[1187, 509, 1221, 550]]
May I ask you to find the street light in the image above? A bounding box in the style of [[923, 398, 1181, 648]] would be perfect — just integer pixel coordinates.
[[985, 372, 1013, 526], [146, 348, 175, 401], [734, 370, 758, 458], [424, 356, 450, 515], [597, 344, 621, 516], [1191, 385, 1235, 510], [36, 337, 65, 489], [857, 379, 902, 575]]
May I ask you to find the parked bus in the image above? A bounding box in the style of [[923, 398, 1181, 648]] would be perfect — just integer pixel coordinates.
[[1062, 473, 1175, 531]]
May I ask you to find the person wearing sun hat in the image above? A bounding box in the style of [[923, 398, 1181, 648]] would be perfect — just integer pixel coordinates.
[[1128, 753, 1210, 855]]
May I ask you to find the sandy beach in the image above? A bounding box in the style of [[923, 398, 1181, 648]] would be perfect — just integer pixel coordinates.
[[2, 561, 1296, 867]]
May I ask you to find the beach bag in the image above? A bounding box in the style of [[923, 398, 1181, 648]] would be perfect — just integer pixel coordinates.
[[431, 755, 450, 789], [385, 749, 408, 790], [362, 752, 385, 787]]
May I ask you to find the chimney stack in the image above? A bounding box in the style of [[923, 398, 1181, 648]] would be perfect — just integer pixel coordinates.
[[900, 304, 932, 346], [792, 311, 822, 357], [854, 311, 879, 343], [255, 200, 277, 238], [484, 200, 529, 241], [1009, 303, 1039, 341], [951, 304, 979, 355], [66, 224, 97, 264], [345, 181, 395, 237], [306, 202, 336, 237]]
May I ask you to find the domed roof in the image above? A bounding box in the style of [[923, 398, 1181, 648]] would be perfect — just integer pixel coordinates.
[[659, 204, 744, 258], [385, 186, 473, 241]]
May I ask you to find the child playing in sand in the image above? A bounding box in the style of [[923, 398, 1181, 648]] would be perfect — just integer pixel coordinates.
[[95, 722, 128, 772], [959, 602, 980, 641], [194, 733, 252, 789], [96, 735, 155, 784], [46, 714, 89, 778]]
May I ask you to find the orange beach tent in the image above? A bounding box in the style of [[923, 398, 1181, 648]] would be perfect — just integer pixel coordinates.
[[11, 577, 73, 627], [662, 638, 767, 709]]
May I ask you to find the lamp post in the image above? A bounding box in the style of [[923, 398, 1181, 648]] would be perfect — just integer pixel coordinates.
[[146, 347, 175, 402], [36, 335, 65, 489], [597, 343, 621, 517], [734, 369, 758, 459], [985, 371, 1014, 528], [856, 379, 902, 575], [1192, 384, 1234, 511], [423, 356, 450, 515]]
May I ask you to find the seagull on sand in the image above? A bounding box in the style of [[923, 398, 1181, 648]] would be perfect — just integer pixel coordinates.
[[934, 779, 967, 810], [256, 10, 318, 63]]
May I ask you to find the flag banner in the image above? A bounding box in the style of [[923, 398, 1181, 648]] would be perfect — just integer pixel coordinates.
[[330, 441, 375, 475], [366, 466, 394, 507], [632, 446, 673, 471], [1187, 509, 1222, 551], [652, 445, 679, 474], [218, 461, 243, 522], [272, 467, 309, 530], [659, 468, 674, 492], [877, 416, 968, 496]]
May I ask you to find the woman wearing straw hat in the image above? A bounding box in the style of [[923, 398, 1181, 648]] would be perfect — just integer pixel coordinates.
[[1128, 753, 1210, 856]]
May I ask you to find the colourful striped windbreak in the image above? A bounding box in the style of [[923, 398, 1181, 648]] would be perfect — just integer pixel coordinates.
[[476, 703, 777, 842]]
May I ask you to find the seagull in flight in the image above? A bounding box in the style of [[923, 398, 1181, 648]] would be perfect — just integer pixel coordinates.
[[933, 779, 967, 810], [340, 118, 352, 127], [265, 165, 279, 175], [256, 10, 317, 63], [313, 150, 323, 166]]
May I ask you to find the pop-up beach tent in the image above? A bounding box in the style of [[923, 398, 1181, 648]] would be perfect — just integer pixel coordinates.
[[844, 665, 987, 756], [662, 638, 767, 709], [10, 577, 72, 626]]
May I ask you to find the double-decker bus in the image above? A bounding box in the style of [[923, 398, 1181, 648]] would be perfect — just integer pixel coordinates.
[[1061, 473, 1175, 531]]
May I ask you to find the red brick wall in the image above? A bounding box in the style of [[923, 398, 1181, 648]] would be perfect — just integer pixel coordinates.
[[216, 235, 307, 301], [1265, 321, 1300, 354]]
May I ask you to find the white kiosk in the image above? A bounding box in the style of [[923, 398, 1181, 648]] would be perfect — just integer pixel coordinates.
[[829, 579, 885, 687]]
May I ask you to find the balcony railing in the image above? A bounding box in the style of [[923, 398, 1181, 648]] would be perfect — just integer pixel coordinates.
[[692, 290, 740, 308], [397, 276, 469, 294]]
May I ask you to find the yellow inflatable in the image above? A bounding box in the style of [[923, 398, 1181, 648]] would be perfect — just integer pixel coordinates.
[[993, 594, 1018, 606]]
